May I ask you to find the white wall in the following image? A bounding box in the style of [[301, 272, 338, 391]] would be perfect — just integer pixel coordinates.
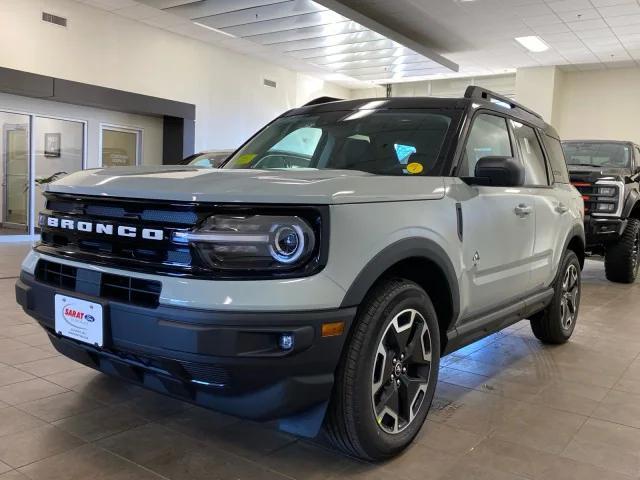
[[0, 0, 351, 154], [553, 67, 640, 144], [351, 73, 516, 100]]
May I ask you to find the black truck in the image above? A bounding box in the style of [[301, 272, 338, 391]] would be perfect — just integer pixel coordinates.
[[563, 140, 640, 283]]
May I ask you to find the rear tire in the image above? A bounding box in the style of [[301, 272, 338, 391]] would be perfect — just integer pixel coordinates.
[[604, 218, 640, 283], [324, 278, 440, 461], [530, 250, 581, 344]]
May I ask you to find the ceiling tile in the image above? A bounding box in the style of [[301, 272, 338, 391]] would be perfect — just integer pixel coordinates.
[[547, 0, 593, 13], [567, 18, 609, 31], [597, 3, 640, 17], [589, 0, 636, 6], [113, 3, 161, 19], [532, 22, 571, 34], [604, 14, 640, 26], [140, 11, 189, 27], [522, 13, 563, 26], [556, 8, 600, 22]]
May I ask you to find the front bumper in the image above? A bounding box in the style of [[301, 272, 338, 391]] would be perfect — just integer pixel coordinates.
[[584, 216, 627, 248], [15, 271, 355, 425]]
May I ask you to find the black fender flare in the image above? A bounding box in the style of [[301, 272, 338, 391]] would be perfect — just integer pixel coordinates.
[[339, 237, 460, 322], [621, 186, 640, 219], [561, 224, 586, 271]]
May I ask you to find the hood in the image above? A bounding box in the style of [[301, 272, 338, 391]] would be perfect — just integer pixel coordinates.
[[568, 165, 629, 183], [47, 166, 446, 205]]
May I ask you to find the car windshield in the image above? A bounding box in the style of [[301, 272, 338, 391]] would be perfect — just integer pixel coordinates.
[[563, 142, 631, 169], [222, 109, 457, 176], [182, 152, 231, 168]]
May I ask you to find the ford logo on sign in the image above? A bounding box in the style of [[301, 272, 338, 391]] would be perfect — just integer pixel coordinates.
[[85, 314, 95, 323]]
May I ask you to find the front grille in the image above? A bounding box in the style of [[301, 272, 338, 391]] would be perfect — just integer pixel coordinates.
[[38, 193, 199, 275], [35, 259, 162, 308]]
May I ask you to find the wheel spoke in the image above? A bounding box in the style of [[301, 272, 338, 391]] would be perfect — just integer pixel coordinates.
[[376, 383, 400, 417], [398, 377, 426, 418]]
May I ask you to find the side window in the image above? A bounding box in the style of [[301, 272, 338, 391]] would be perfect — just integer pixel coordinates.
[[510, 121, 549, 186], [461, 114, 512, 176], [635, 146, 640, 171], [270, 127, 322, 157], [542, 135, 570, 183]]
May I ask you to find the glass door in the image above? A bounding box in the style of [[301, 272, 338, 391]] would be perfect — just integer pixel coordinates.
[[0, 112, 30, 236], [33, 116, 85, 222], [101, 125, 141, 167]]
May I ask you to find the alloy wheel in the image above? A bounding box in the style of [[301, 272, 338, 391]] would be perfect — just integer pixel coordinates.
[[560, 264, 580, 330], [371, 309, 432, 434]]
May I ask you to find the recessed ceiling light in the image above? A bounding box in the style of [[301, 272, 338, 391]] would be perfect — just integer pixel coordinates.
[[515, 36, 549, 53]]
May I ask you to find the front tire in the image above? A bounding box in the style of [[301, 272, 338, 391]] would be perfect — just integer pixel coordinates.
[[325, 279, 440, 461], [530, 250, 581, 344], [604, 218, 640, 283]]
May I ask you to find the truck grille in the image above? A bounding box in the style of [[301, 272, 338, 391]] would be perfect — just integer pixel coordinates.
[[35, 259, 162, 308], [571, 181, 595, 213]]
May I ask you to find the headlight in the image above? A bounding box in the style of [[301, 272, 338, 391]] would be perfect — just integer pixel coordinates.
[[172, 215, 316, 271], [598, 186, 617, 196], [593, 180, 623, 216]]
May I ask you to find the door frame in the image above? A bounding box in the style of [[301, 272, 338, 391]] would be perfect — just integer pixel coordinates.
[[0, 109, 87, 241], [2, 119, 31, 232], [99, 123, 143, 167]]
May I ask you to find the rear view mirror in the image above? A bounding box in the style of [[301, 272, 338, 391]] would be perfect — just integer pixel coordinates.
[[472, 156, 525, 187]]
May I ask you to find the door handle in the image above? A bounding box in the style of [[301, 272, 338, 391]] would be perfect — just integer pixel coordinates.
[[556, 203, 569, 214], [514, 204, 532, 217]]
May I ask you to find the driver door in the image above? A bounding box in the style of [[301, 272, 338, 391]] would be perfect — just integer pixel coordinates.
[[457, 113, 536, 319]]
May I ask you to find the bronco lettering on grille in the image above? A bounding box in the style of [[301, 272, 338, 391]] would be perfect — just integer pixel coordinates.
[[45, 216, 164, 241]]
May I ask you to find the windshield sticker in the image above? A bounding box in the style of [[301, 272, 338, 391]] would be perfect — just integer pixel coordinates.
[[236, 154, 257, 165], [406, 162, 423, 174]]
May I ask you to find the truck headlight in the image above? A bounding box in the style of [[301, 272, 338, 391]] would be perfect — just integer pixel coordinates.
[[172, 215, 316, 271], [598, 186, 617, 196], [593, 180, 623, 217]]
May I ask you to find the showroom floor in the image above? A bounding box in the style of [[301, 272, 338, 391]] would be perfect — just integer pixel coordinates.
[[0, 244, 638, 480]]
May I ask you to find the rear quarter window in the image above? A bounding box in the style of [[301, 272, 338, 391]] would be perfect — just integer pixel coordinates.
[[543, 135, 570, 184]]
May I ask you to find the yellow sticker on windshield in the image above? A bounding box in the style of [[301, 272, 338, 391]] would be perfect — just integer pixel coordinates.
[[407, 162, 423, 174], [236, 154, 257, 165]]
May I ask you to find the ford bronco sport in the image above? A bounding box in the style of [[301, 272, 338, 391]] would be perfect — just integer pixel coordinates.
[[16, 87, 584, 461], [563, 140, 640, 283]]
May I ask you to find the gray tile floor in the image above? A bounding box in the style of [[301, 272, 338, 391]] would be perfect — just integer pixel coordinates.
[[1, 243, 639, 479]]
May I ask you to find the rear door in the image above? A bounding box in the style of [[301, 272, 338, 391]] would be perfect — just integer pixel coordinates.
[[457, 112, 536, 319], [511, 122, 579, 289]]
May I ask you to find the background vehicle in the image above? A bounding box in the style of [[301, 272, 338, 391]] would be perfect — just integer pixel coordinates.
[[17, 88, 584, 461], [181, 149, 234, 168], [563, 140, 640, 283]]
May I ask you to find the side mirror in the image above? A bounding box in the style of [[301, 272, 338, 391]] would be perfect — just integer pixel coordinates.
[[473, 156, 525, 187]]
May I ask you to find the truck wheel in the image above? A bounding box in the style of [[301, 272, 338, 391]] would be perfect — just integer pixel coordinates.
[[325, 278, 440, 461], [530, 250, 581, 344], [604, 218, 640, 283]]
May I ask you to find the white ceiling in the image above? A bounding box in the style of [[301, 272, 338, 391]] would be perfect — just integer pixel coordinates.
[[75, 0, 458, 86], [75, 0, 640, 86], [324, 0, 640, 81]]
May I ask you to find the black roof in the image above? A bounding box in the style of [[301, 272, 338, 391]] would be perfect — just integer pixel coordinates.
[[288, 86, 553, 135]]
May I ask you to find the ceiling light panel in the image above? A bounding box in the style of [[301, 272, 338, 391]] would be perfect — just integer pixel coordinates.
[[515, 35, 550, 52]]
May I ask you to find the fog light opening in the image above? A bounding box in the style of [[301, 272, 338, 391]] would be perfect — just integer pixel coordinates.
[[279, 333, 294, 351]]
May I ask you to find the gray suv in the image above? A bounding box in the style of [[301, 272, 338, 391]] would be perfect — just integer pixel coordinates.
[[16, 87, 584, 460]]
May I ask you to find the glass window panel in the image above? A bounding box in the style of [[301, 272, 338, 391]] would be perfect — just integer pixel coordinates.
[[460, 114, 512, 177], [34, 116, 85, 220], [102, 128, 139, 167], [511, 121, 548, 186]]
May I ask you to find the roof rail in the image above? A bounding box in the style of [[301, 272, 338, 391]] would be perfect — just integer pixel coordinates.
[[464, 86, 543, 120], [303, 96, 343, 107]]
